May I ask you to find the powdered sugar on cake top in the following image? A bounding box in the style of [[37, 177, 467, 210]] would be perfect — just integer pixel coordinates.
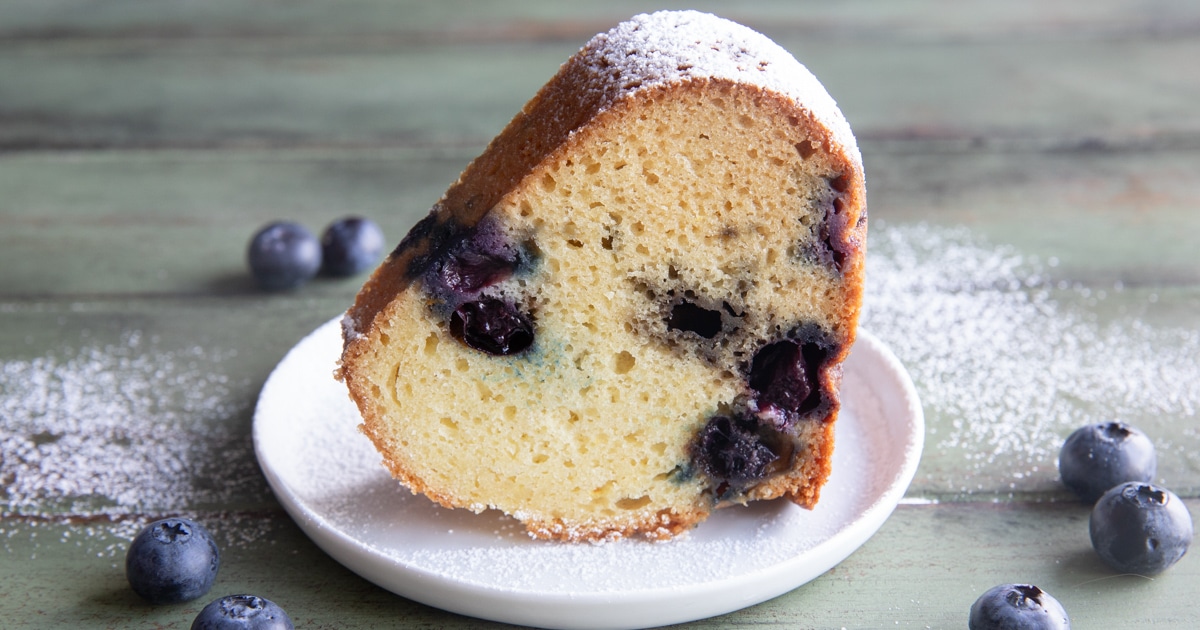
[[574, 10, 861, 166]]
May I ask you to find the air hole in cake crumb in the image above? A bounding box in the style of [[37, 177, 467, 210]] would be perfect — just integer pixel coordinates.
[[643, 170, 660, 185], [667, 300, 722, 339], [795, 141, 818, 159], [440, 417, 458, 431], [601, 235, 614, 250], [614, 351, 637, 374], [532, 454, 548, 464], [616, 496, 652, 510], [829, 174, 850, 193], [567, 239, 584, 248], [423, 333, 439, 355], [541, 173, 557, 192], [455, 358, 469, 371]]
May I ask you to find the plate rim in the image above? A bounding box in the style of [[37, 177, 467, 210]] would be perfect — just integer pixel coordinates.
[[253, 319, 924, 629]]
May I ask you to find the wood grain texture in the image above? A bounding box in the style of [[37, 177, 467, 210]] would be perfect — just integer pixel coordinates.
[[1, 0, 1198, 627], [2, 502, 1197, 628], [1, 1, 1198, 151], [3, 148, 1197, 295]]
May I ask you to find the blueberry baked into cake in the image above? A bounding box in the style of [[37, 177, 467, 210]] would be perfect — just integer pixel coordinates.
[[337, 10, 866, 541]]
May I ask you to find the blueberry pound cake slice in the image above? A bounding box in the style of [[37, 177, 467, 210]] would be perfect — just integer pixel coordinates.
[[338, 10, 866, 542]]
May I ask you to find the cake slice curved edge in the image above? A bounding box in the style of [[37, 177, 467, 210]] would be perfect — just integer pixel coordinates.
[[338, 10, 867, 542]]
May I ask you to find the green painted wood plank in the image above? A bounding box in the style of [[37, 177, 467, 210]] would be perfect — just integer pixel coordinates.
[[2, 3, 1196, 627], [0, 149, 457, 297], [1, 281, 1196, 519], [3, 0, 1198, 42], [0, 18, 1198, 150], [1, 501, 1197, 628], [864, 147, 1200, 283], [2, 144, 1197, 509], [2, 146, 1197, 298], [0, 297, 347, 518]]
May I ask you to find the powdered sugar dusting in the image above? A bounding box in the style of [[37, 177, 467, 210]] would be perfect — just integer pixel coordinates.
[[577, 10, 860, 165], [0, 334, 268, 523], [253, 318, 918, 619], [863, 222, 1200, 497], [5, 221, 1192, 565]]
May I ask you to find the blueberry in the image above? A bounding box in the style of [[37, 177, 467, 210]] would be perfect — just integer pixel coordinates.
[[1058, 422, 1157, 503], [320, 216, 385, 277], [125, 518, 220, 605], [423, 220, 523, 296], [436, 244, 519, 294], [969, 584, 1069, 630], [449, 298, 534, 355], [749, 339, 826, 418], [247, 221, 322, 291], [1090, 482, 1192, 575], [692, 415, 779, 487], [191, 594, 294, 630]]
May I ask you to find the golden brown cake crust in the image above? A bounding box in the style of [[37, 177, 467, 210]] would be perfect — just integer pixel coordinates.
[[342, 11, 864, 344], [338, 11, 866, 542]]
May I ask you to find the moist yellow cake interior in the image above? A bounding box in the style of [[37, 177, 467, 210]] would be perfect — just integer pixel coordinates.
[[351, 80, 854, 538]]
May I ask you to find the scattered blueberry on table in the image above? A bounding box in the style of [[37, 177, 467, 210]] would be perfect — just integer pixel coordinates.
[[191, 594, 294, 630], [320, 216, 386, 277], [1090, 481, 1193, 575], [968, 583, 1070, 630], [1058, 422, 1157, 503], [125, 518, 220, 605], [247, 221, 323, 291]]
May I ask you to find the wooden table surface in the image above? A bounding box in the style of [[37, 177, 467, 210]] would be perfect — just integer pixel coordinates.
[[2, 1, 1198, 628]]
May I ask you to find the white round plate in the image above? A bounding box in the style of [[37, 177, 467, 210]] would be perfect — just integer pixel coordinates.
[[254, 318, 923, 630]]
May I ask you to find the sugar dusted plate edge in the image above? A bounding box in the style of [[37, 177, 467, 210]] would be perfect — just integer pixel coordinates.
[[253, 318, 923, 630]]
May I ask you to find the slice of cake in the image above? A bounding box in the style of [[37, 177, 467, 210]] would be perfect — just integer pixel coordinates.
[[338, 10, 866, 542]]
